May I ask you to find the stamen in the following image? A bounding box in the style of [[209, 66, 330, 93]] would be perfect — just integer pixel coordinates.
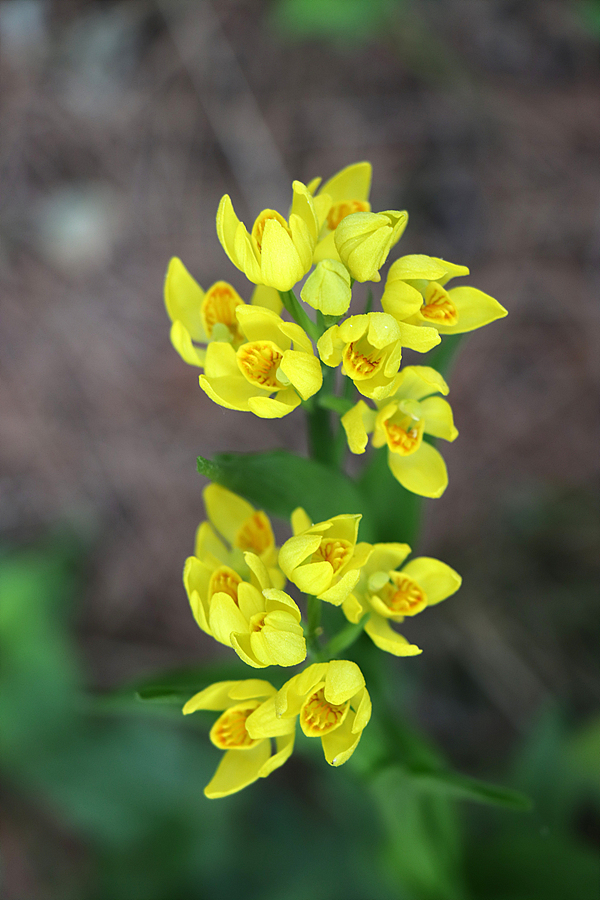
[[209, 566, 242, 604], [312, 538, 353, 573], [237, 341, 284, 390], [210, 702, 260, 749], [384, 417, 424, 456], [327, 199, 370, 231], [201, 283, 244, 341], [252, 210, 291, 253], [235, 511, 274, 555], [343, 341, 382, 380], [380, 574, 427, 615], [421, 283, 459, 326], [300, 688, 348, 736]]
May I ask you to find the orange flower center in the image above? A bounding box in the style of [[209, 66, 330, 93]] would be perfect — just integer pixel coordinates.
[[237, 341, 284, 390], [210, 702, 261, 750], [421, 283, 458, 325], [201, 283, 244, 342], [312, 538, 353, 574], [252, 209, 291, 254], [209, 566, 242, 603], [343, 340, 382, 381], [380, 574, 427, 615], [235, 511, 274, 556], [300, 688, 348, 736], [384, 416, 424, 456], [326, 199, 371, 231]]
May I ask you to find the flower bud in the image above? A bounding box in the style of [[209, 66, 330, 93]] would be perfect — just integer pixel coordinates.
[[300, 259, 352, 316], [334, 210, 408, 282]]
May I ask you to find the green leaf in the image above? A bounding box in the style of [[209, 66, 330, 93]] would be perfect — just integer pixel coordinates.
[[279, 288, 319, 341], [358, 446, 422, 545], [198, 450, 367, 527], [322, 614, 369, 658], [405, 766, 533, 811]]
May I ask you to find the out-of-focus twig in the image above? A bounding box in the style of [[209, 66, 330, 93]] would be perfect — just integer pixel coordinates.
[[157, 0, 290, 214]]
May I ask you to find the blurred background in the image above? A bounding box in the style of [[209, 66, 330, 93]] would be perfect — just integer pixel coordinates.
[[1, 1, 599, 897]]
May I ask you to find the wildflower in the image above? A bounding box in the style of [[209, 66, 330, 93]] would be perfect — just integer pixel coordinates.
[[300, 259, 352, 317], [199, 305, 323, 418], [185, 549, 306, 668], [334, 209, 408, 282], [249, 660, 371, 767], [318, 313, 439, 402], [164, 258, 282, 367], [183, 680, 295, 798], [308, 161, 372, 263], [278, 509, 371, 605], [342, 543, 461, 656], [341, 366, 458, 497], [381, 254, 507, 334], [216, 181, 324, 291]]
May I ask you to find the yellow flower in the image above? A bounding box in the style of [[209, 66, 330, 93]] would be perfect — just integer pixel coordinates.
[[334, 209, 408, 282], [342, 544, 461, 656], [199, 305, 323, 418], [341, 365, 458, 498], [183, 680, 295, 798], [308, 161, 372, 263], [381, 254, 507, 334], [318, 312, 439, 402], [249, 660, 371, 767], [216, 181, 323, 291], [278, 509, 371, 605], [300, 259, 352, 317], [185, 549, 306, 668], [164, 257, 282, 367]]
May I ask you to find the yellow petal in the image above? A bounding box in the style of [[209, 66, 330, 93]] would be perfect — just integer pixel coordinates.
[[200, 372, 259, 412], [246, 696, 296, 739], [394, 365, 450, 399], [278, 534, 323, 576], [318, 567, 361, 605], [381, 278, 423, 321], [431, 257, 470, 285], [164, 257, 206, 340], [319, 161, 372, 204], [252, 624, 306, 667], [236, 304, 289, 348], [419, 396, 458, 441], [183, 679, 274, 714], [324, 659, 365, 704], [342, 592, 366, 624], [204, 484, 254, 545], [248, 388, 302, 418], [208, 593, 249, 646], [290, 180, 320, 242], [397, 321, 440, 352], [439, 286, 508, 334], [169, 320, 206, 367], [312, 230, 340, 264], [401, 557, 461, 605], [258, 731, 295, 777], [321, 709, 362, 766], [275, 664, 328, 717], [291, 507, 313, 535], [292, 561, 334, 596], [341, 400, 374, 455], [317, 324, 345, 367], [301, 259, 352, 316], [387, 254, 449, 282], [387, 442, 448, 498], [204, 742, 272, 799], [279, 349, 323, 400], [260, 218, 305, 291], [364, 615, 422, 656], [250, 283, 283, 313], [367, 542, 412, 573]]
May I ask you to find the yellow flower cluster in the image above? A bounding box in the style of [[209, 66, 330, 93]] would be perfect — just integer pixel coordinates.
[[181, 485, 460, 797], [165, 160, 506, 493]]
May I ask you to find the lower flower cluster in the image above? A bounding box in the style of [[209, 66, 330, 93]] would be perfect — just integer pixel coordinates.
[[182, 484, 461, 797]]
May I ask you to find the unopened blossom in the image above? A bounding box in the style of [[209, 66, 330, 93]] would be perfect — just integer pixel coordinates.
[[308, 161, 373, 263], [183, 680, 295, 798], [164, 257, 281, 367], [300, 258, 352, 317], [342, 543, 461, 656], [199, 305, 322, 418], [381, 254, 507, 335], [341, 365, 458, 498], [334, 209, 408, 282], [216, 181, 326, 291]]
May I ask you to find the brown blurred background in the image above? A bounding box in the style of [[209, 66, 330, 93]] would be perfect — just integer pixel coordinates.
[[1, 0, 599, 763]]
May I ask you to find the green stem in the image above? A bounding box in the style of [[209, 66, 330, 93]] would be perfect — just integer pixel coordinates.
[[306, 366, 336, 465], [279, 289, 319, 342], [306, 594, 323, 658]]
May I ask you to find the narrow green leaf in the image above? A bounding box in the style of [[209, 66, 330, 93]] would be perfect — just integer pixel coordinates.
[[322, 613, 369, 658], [404, 766, 533, 811], [425, 333, 466, 380], [358, 446, 422, 545], [279, 289, 319, 341], [197, 450, 367, 526]]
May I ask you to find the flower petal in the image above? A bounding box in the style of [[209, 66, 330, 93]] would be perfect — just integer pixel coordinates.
[[318, 567, 361, 605], [258, 731, 295, 777], [169, 321, 206, 367], [247, 388, 302, 418], [291, 507, 313, 535], [324, 660, 365, 704], [204, 742, 271, 798], [260, 218, 305, 291], [395, 365, 450, 399], [203, 484, 254, 546], [419, 396, 458, 441], [250, 283, 282, 313], [341, 400, 375, 455], [320, 161, 372, 204], [280, 349, 323, 400], [364, 614, 422, 656], [397, 321, 440, 352], [439, 286, 508, 334], [387, 254, 450, 282], [246, 696, 296, 739], [387, 442, 448, 498], [164, 257, 206, 340], [321, 709, 362, 766], [401, 557, 462, 605], [208, 593, 248, 645]]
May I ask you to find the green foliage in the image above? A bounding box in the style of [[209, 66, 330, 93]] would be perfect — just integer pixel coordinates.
[[271, 0, 397, 43]]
